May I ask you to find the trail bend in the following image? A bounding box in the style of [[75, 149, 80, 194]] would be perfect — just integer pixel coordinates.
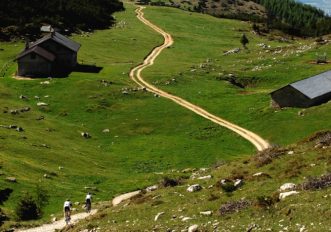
[[131, 6, 270, 151]]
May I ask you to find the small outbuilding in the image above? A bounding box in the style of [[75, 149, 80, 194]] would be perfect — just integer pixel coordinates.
[[271, 70, 331, 108], [17, 31, 81, 77]]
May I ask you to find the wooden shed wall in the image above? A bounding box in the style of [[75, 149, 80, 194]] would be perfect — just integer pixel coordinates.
[[271, 86, 312, 108], [18, 54, 52, 77]]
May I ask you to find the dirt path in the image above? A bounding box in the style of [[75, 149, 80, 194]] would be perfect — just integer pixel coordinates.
[[16, 210, 97, 232], [112, 190, 141, 206], [131, 7, 270, 151]]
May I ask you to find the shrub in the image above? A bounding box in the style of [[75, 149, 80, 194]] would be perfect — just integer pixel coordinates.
[[220, 182, 237, 193], [160, 177, 180, 187], [255, 195, 274, 209], [219, 199, 251, 215], [299, 173, 331, 190], [0, 208, 8, 226], [15, 186, 49, 221], [253, 147, 287, 167], [15, 193, 39, 220]]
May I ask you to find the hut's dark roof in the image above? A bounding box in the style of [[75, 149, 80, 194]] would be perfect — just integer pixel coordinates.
[[30, 32, 81, 52], [290, 70, 331, 99], [17, 46, 56, 61]]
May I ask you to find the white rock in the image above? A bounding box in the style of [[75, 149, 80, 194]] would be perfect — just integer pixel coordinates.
[[287, 151, 294, 155], [197, 175, 212, 180], [182, 217, 192, 222], [253, 172, 263, 176], [234, 179, 243, 188], [154, 212, 164, 221], [299, 226, 307, 232], [40, 81, 50, 85], [102, 129, 110, 133], [146, 185, 158, 192], [188, 224, 198, 232], [200, 211, 212, 216], [187, 184, 202, 192], [279, 183, 296, 192], [279, 191, 299, 200], [37, 102, 48, 106], [52, 217, 57, 222]]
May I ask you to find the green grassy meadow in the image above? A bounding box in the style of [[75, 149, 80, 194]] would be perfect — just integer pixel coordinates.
[[0, 3, 254, 227], [141, 6, 331, 145]]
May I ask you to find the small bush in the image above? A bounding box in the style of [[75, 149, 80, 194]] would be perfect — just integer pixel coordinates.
[[15, 193, 39, 220], [253, 147, 287, 167], [255, 196, 274, 209], [220, 182, 236, 193], [160, 177, 180, 187], [0, 208, 8, 226], [0, 188, 13, 205], [15, 186, 49, 221], [299, 173, 331, 190], [219, 199, 251, 215]]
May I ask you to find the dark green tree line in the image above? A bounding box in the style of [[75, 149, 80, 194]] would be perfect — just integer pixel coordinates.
[[253, 0, 331, 36], [0, 0, 124, 40]]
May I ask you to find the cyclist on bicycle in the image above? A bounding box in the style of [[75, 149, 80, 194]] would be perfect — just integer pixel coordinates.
[[63, 199, 72, 224], [85, 192, 92, 213]]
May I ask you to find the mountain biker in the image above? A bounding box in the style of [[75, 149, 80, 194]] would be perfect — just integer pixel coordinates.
[[63, 199, 72, 223], [85, 192, 92, 213]]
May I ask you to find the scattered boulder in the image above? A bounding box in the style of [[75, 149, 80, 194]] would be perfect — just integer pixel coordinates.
[[234, 179, 244, 188], [40, 81, 50, 85], [43, 174, 50, 179], [187, 184, 202, 192], [16, 127, 24, 132], [197, 175, 212, 180], [5, 177, 16, 183], [20, 107, 30, 112], [19, 95, 28, 100], [146, 185, 158, 192], [10, 109, 19, 115], [182, 217, 192, 222], [252, 172, 271, 178], [279, 191, 299, 200], [52, 217, 57, 222], [37, 102, 48, 107], [223, 48, 240, 56], [154, 212, 164, 221], [279, 183, 296, 192], [102, 129, 110, 133], [182, 168, 194, 173], [188, 224, 199, 232], [81, 132, 91, 139], [200, 211, 212, 216]]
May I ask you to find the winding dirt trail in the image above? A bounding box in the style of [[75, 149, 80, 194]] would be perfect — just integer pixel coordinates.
[[17, 210, 97, 232], [131, 7, 270, 151]]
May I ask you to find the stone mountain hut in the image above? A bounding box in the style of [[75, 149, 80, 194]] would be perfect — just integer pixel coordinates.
[[16, 31, 80, 77], [271, 70, 331, 108]]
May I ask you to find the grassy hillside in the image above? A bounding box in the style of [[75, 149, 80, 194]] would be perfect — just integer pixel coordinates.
[[140, 6, 331, 145], [0, 2, 331, 230], [0, 3, 254, 229], [147, 0, 267, 21], [66, 131, 331, 231]]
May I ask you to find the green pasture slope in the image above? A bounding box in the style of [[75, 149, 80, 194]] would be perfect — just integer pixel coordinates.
[[141, 6, 331, 145], [0, 3, 255, 227]]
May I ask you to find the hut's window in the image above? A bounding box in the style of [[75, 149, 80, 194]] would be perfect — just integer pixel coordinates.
[[30, 53, 36, 60]]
